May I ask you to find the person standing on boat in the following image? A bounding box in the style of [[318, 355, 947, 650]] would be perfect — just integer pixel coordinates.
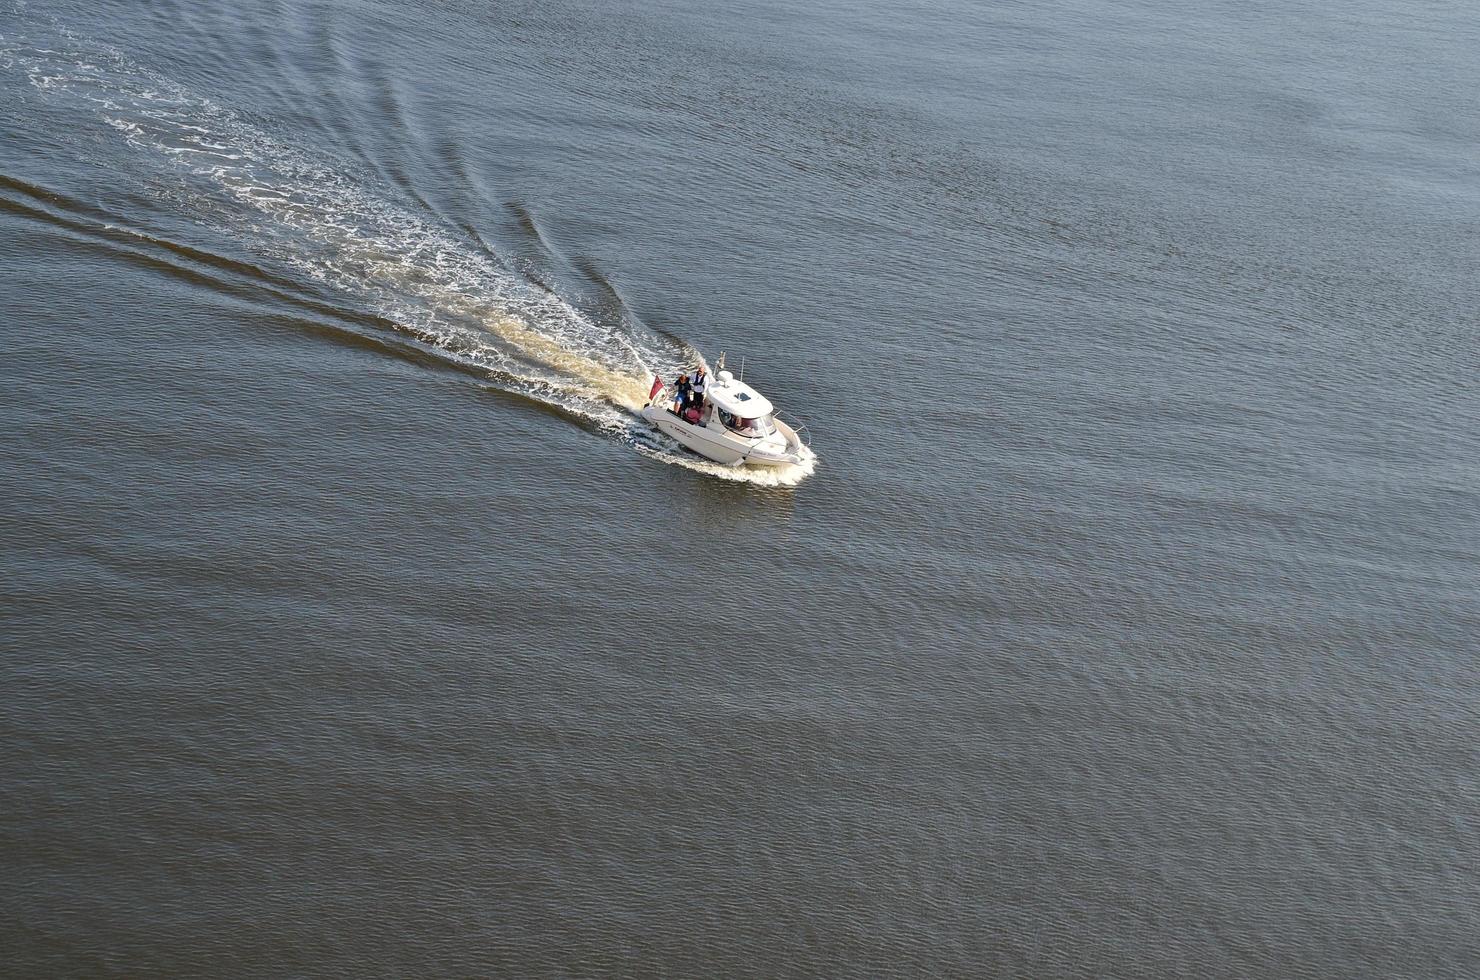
[[690, 365, 708, 411]]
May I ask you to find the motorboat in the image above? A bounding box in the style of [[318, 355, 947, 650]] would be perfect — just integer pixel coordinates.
[[640, 361, 809, 468]]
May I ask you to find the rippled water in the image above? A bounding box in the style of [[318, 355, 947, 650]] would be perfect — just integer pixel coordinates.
[[4, 0, 1479, 975]]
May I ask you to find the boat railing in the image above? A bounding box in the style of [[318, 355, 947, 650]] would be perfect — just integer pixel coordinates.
[[775, 410, 811, 447]]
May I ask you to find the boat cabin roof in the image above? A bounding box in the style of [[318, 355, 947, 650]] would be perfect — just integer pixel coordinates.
[[706, 370, 774, 417]]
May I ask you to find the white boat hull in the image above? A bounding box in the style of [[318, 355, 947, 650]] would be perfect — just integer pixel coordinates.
[[641, 405, 805, 468]]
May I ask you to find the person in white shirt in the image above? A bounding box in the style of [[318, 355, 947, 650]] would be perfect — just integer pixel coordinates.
[[690, 365, 708, 410]]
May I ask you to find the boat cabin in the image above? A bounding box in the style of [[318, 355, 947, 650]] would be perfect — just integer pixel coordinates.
[[701, 370, 776, 437]]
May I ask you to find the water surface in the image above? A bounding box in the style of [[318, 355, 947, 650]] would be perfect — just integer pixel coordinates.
[[3, 0, 1479, 975]]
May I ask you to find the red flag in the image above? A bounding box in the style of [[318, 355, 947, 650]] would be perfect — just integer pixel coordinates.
[[648, 375, 664, 401]]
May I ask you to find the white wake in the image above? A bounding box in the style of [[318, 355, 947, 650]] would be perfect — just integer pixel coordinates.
[[4, 18, 817, 487]]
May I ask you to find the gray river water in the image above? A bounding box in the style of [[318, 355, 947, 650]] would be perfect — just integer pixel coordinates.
[[3, 0, 1479, 975]]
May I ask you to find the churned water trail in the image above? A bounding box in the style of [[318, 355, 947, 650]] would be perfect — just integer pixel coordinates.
[[5, 16, 816, 486]]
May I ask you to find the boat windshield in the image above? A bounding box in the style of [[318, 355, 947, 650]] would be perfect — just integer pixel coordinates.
[[722, 410, 775, 437]]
